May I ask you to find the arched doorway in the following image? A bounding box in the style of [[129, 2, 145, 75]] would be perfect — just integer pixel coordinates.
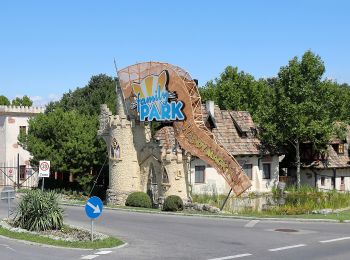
[[147, 163, 159, 207]]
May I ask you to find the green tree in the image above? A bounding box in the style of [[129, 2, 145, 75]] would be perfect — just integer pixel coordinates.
[[19, 108, 105, 188], [12, 95, 33, 106], [258, 51, 335, 188], [21, 74, 116, 192], [0, 95, 10, 105], [199, 66, 272, 117], [46, 74, 116, 115]]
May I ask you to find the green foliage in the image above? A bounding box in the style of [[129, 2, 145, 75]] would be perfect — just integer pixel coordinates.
[[125, 192, 152, 208], [0, 95, 10, 105], [18, 108, 105, 190], [162, 195, 184, 212], [11, 95, 33, 106], [14, 190, 63, 231], [46, 74, 117, 116], [20, 74, 116, 192]]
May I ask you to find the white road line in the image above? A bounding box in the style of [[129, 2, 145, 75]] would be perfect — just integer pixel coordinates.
[[81, 255, 99, 260], [244, 220, 259, 228], [95, 250, 112, 255], [269, 244, 306, 252], [320, 237, 350, 243], [208, 253, 252, 260]]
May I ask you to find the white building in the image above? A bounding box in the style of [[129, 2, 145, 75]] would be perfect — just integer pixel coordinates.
[[189, 102, 281, 195], [0, 105, 44, 188], [286, 128, 350, 191]]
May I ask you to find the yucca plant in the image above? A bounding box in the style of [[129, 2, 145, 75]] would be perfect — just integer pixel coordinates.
[[14, 189, 64, 231]]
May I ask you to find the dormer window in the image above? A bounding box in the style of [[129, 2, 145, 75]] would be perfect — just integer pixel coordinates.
[[338, 144, 344, 154]]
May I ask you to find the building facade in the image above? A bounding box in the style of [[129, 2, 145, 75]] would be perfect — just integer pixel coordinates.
[[288, 130, 350, 191], [189, 102, 280, 195], [0, 105, 44, 187], [98, 87, 281, 206]]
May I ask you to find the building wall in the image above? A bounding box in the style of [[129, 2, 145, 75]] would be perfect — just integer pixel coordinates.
[[190, 155, 280, 195], [299, 168, 350, 191], [0, 106, 44, 187]]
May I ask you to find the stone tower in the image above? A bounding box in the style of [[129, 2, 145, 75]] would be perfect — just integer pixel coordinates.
[[98, 82, 144, 205], [98, 80, 189, 206]]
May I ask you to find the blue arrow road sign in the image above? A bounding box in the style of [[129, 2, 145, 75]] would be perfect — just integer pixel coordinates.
[[85, 196, 103, 219]]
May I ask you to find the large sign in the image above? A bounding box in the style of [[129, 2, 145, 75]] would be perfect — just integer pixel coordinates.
[[131, 70, 185, 122], [118, 62, 252, 196]]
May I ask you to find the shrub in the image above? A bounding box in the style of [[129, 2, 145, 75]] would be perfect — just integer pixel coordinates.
[[14, 190, 64, 231], [125, 192, 152, 208], [162, 195, 184, 212]]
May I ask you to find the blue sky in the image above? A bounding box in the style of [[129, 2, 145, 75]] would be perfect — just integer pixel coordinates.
[[0, 1, 349, 105]]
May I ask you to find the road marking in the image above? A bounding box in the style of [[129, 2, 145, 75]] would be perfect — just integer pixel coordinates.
[[320, 237, 350, 243], [81, 255, 98, 259], [0, 244, 16, 252], [95, 250, 112, 255], [208, 253, 252, 260], [244, 220, 259, 228], [269, 244, 306, 252]]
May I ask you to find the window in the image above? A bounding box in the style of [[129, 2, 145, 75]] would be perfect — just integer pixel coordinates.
[[243, 164, 253, 180], [321, 176, 325, 186], [19, 126, 26, 136], [341, 176, 345, 185], [195, 166, 205, 183], [19, 165, 26, 180], [162, 169, 169, 183], [262, 163, 271, 179], [338, 144, 344, 154], [110, 138, 120, 159]]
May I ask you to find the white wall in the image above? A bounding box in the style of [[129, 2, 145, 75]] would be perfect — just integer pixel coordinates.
[[299, 168, 350, 191], [0, 108, 43, 187], [189, 155, 280, 195]]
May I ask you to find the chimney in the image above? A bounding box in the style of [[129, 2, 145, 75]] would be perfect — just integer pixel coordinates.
[[206, 100, 215, 117]]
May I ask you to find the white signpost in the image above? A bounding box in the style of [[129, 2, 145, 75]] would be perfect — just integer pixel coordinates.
[[39, 160, 50, 191]]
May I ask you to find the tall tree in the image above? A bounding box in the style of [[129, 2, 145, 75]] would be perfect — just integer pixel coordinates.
[[12, 95, 33, 106], [21, 74, 116, 192], [19, 108, 105, 191], [0, 95, 10, 105], [199, 66, 272, 118], [258, 51, 334, 188]]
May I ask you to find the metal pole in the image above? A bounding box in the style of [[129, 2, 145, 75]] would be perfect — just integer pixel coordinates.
[[220, 188, 232, 211], [41, 178, 45, 191], [17, 153, 20, 189], [7, 195, 10, 219], [91, 219, 94, 242]]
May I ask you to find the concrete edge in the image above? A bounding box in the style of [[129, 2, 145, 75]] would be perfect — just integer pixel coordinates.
[[0, 221, 126, 250], [61, 202, 350, 223]]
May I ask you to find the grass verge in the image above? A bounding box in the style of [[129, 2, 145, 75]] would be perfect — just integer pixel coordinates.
[[0, 226, 123, 249]]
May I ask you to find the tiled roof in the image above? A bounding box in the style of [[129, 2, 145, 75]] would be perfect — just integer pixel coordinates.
[[154, 126, 176, 150], [209, 106, 260, 156], [154, 104, 261, 156]]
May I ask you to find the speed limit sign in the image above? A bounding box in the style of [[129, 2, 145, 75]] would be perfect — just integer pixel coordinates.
[[39, 161, 50, 178]]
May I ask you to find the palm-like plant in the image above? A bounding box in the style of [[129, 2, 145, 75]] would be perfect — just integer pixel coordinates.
[[14, 190, 64, 231]]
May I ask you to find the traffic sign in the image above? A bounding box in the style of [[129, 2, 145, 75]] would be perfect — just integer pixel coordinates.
[[39, 160, 50, 178], [85, 196, 103, 219]]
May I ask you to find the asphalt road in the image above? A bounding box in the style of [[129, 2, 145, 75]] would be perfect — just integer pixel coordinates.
[[1, 201, 350, 260]]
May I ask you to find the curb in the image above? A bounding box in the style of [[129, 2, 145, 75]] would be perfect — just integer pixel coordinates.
[[61, 202, 350, 223], [0, 220, 126, 250]]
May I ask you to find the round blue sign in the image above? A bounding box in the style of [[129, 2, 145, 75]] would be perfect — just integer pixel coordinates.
[[85, 196, 103, 219]]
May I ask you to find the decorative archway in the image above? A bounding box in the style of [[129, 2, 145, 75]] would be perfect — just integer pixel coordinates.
[[147, 163, 158, 205], [118, 62, 251, 196]]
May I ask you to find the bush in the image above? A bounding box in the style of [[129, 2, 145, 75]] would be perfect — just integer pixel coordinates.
[[125, 192, 152, 208], [14, 190, 64, 231], [162, 195, 184, 212]]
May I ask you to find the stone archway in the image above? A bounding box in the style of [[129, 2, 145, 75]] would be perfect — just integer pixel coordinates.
[[147, 163, 159, 206]]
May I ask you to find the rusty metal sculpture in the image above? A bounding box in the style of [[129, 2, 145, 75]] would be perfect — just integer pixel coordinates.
[[118, 62, 251, 196]]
